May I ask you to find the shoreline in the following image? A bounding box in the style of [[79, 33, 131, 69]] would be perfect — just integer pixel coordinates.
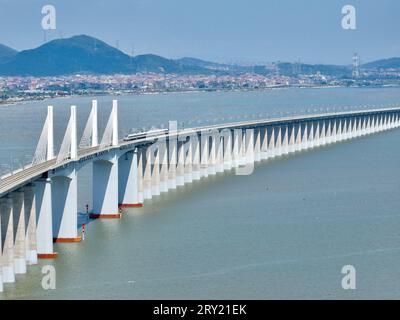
[[1, 84, 399, 107]]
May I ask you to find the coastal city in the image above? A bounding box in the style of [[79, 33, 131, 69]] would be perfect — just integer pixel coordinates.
[[1, 66, 400, 105]]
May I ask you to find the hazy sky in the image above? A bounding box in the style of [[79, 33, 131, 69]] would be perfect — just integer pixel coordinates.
[[0, 0, 399, 64]]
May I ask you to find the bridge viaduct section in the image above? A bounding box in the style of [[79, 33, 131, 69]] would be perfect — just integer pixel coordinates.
[[1, 102, 400, 292]]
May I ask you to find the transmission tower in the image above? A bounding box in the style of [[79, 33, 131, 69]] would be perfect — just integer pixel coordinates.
[[352, 53, 360, 78]]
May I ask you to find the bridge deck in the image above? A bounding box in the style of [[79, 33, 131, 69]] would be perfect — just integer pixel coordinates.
[[1, 107, 399, 196]]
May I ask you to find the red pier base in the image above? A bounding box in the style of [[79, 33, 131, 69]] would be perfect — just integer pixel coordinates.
[[38, 252, 59, 259], [89, 213, 122, 219], [119, 203, 144, 208], [53, 236, 82, 243]]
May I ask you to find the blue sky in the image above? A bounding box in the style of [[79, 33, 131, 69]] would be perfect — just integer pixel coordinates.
[[0, 0, 399, 64]]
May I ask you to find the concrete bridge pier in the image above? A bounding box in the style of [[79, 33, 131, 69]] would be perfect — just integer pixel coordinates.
[[371, 116, 376, 134], [200, 132, 209, 178], [348, 117, 356, 140], [137, 148, 144, 203], [368, 115, 373, 132], [374, 115, 379, 133], [348, 118, 354, 138], [151, 145, 161, 196], [254, 129, 261, 162], [245, 129, 255, 164], [23, 185, 37, 265], [1, 197, 15, 282], [282, 126, 289, 155], [392, 114, 396, 127], [184, 137, 194, 183], [370, 116, 376, 134], [288, 125, 295, 153], [365, 117, 371, 135], [307, 123, 314, 149], [293, 124, 300, 152], [208, 134, 217, 175], [342, 118, 348, 140], [347, 117, 354, 139], [372, 115, 378, 131], [383, 115, 388, 131], [384, 115, 388, 130], [215, 135, 224, 173], [335, 119, 341, 142], [318, 120, 324, 145], [232, 129, 240, 168], [143, 146, 153, 199], [295, 124, 302, 151], [168, 137, 178, 189], [176, 141, 185, 186], [52, 167, 79, 242], [118, 150, 142, 208], [356, 117, 362, 137], [267, 127, 276, 158], [35, 178, 57, 259], [222, 129, 233, 170], [260, 127, 268, 160], [352, 117, 358, 138], [381, 115, 386, 131], [92, 155, 120, 218], [359, 117, 365, 135], [361, 117, 367, 136], [159, 141, 170, 192], [332, 119, 338, 142], [275, 126, 283, 157], [378, 115, 383, 131], [353, 117, 359, 138], [12, 191, 26, 274], [239, 130, 247, 166], [326, 120, 332, 144], [300, 123, 308, 150], [388, 115, 393, 130], [314, 122, 321, 147], [191, 135, 201, 181]]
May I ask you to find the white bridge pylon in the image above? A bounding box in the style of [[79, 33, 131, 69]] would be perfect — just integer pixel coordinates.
[[79, 100, 98, 149], [56, 106, 77, 164], [32, 100, 118, 166], [32, 106, 54, 165], [100, 100, 119, 148]]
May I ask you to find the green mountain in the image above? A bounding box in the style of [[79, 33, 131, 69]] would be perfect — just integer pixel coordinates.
[[363, 57, 400, 69], [275, 62, 351, 77], [0, 34, 391, 78], [176, 57, 254, 73], [0, 44, 17, 63], [0, 35, 211, 76]]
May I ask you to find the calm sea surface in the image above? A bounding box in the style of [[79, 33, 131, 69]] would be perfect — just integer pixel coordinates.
[[1, 87, 400, 299]]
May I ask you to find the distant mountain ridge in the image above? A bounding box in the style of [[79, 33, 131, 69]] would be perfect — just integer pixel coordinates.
[[0, 34, 398, 77], [0, 44, 17, 63], [0, 35, 212, 76], [362, 57, 400, 69]]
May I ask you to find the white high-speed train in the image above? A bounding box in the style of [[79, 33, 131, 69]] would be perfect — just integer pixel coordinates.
[[123, 128, 168, 141]]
